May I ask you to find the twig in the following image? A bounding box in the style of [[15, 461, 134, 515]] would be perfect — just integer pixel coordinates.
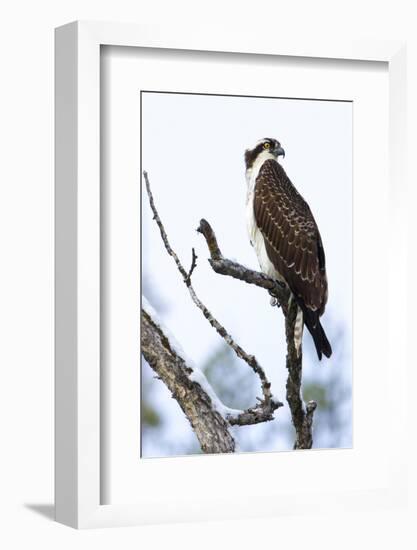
[[143, 171, 282, 427], [186, 248, 198, 282], [197, 218, 317, 449]]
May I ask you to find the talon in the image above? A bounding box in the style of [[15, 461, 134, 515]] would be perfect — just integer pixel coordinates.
[[269, 293, 281, 308]]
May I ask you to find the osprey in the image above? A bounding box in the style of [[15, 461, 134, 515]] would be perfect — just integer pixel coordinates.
[[245, 138, 332, 360]]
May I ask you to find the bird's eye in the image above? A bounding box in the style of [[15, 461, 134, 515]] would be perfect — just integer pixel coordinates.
[[263, 142, 271, 149]]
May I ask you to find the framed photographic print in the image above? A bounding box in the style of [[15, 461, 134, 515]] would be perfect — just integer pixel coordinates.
[[55, 21, 408, 528]]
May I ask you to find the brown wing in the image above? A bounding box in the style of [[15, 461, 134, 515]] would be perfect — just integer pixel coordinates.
[[254, 159, 328, 315]]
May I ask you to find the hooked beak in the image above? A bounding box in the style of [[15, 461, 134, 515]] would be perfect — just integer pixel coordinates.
[[276, 145, 285, 158]]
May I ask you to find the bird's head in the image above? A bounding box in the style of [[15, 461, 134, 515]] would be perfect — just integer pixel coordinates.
[[244, 138, 285, 170]]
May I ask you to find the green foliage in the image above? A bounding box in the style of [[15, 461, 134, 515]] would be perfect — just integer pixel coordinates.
[[202, 344, 256, 410], [303, 383, 329, 409], [142, 403, 161, 428]]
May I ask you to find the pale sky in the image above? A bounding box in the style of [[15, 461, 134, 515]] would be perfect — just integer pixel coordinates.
[[141, 91, 352, 456]]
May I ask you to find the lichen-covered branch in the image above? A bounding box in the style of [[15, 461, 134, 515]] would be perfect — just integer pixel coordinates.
[[284, 299, 317, 449], [197, 218, 291, 314], [197, 218, 317, 449], [143, 171, 282, 438], [141, 308, 236, 453]]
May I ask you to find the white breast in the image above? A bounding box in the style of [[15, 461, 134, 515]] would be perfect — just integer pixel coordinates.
[[245, 152, 283, 281]]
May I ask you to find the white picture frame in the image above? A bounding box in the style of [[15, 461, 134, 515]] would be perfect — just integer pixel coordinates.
[[55, 21, 407, 528]]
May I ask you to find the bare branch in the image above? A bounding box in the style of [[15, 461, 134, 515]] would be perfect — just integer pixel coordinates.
[[227, 402, 282, 426], [197, 219, 290, 313], [141, 308, 235, 453], [186, 248, 198, 282], [197, 218, 317, 449], [143, 171, 189, 284], [285, 299, 317, 449], [143, 171, 282, 430]]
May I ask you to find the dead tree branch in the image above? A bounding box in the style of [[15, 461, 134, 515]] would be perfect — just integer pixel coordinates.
[[186, 248, 198, 282], [197, 219, 290, 314], [143, 171, 283, 439], [284, 299, 317, 449], [197, 218, 317, 449], [141, 308, 236, 453]]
